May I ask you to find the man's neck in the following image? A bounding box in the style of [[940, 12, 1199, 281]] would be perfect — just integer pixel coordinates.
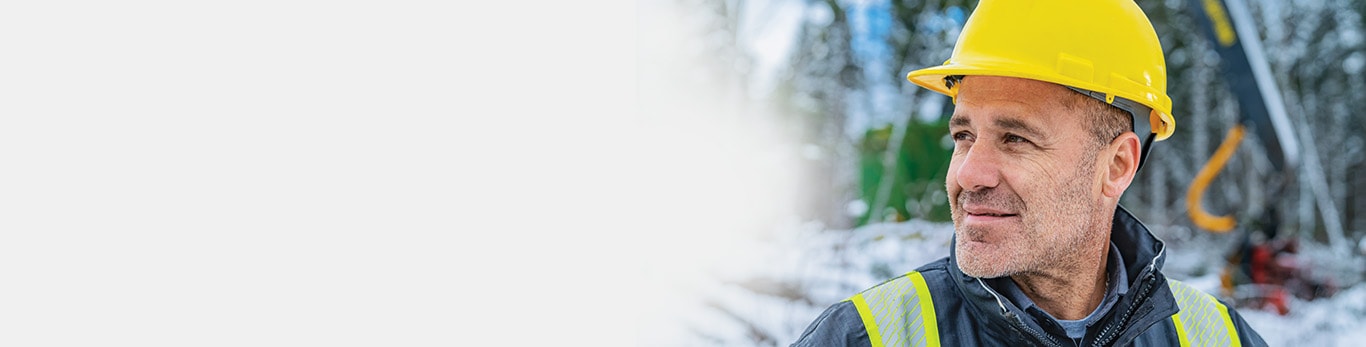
[[1009, 243, 1110, 320]]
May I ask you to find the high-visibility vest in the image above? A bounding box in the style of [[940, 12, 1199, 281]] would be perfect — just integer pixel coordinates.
[[846, 272, 1244, 347]]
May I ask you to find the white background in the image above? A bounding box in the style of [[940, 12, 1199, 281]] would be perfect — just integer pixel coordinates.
[[0, 1, 636, 345]]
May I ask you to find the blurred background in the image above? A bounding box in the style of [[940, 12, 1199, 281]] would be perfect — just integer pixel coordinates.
[[636, 0, 1366, 345]]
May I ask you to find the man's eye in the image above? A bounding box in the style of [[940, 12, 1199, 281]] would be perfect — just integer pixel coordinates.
[[952, 132, 973, 141], [1004, 134, 1030, 144]]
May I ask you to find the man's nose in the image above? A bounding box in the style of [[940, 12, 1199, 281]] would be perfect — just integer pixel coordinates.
[[954, 145, 1001, 192]]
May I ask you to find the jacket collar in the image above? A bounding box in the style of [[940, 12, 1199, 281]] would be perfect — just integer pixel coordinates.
[[947, 205, 1179, 346]]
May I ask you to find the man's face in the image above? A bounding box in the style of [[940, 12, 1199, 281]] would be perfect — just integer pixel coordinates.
[[946, 76, 1107, 278]]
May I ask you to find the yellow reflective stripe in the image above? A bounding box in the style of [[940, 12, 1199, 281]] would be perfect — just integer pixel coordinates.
[[1172, 314, 1192, 347], [907, 272, 940, 347], [848, 294, 886, 347], [848, 271, 939, 347], [1216, 299, 1242, 347], [1169, 280, 1241, 347]]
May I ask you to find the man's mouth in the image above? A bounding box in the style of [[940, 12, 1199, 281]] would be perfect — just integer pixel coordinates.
[[961, 206, 1020, 222], [968, 212, 1017, 217], [963, 205, 1019, 218]]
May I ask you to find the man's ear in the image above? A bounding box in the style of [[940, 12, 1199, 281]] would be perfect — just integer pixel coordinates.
[[1102, 132, 1142, 198]]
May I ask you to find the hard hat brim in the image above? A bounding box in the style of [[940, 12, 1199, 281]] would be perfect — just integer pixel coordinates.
[[907, 64, 1175, 141]]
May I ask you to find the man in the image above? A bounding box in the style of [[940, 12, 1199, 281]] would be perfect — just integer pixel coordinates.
[[792, 0, 1267, 346]]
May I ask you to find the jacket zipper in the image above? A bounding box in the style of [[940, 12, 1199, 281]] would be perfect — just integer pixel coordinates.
[[1008, 312, 1065, 347], [976, 278, 1065, 347], [1091, 242, 1166, 347], [1090, 267, 1158, 346]]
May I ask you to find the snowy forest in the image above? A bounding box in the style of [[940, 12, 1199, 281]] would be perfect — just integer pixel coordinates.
[[637, 0, 1366, 345]]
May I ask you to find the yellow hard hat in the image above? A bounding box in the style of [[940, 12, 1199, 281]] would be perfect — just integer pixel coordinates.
[[907, 0, 1175, 141]]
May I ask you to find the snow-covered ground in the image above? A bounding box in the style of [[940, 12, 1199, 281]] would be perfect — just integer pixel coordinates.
[[640, 219, 1366, 346]]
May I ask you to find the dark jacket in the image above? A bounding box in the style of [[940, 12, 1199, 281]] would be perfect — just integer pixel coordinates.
[[791, 207, 1267, 346]]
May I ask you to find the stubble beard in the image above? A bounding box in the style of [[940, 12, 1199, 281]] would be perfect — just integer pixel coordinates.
[[953, 154, 1101, 279]]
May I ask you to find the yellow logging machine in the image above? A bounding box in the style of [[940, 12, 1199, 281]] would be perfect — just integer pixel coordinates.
[[1185, 0, 1302, 233]]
